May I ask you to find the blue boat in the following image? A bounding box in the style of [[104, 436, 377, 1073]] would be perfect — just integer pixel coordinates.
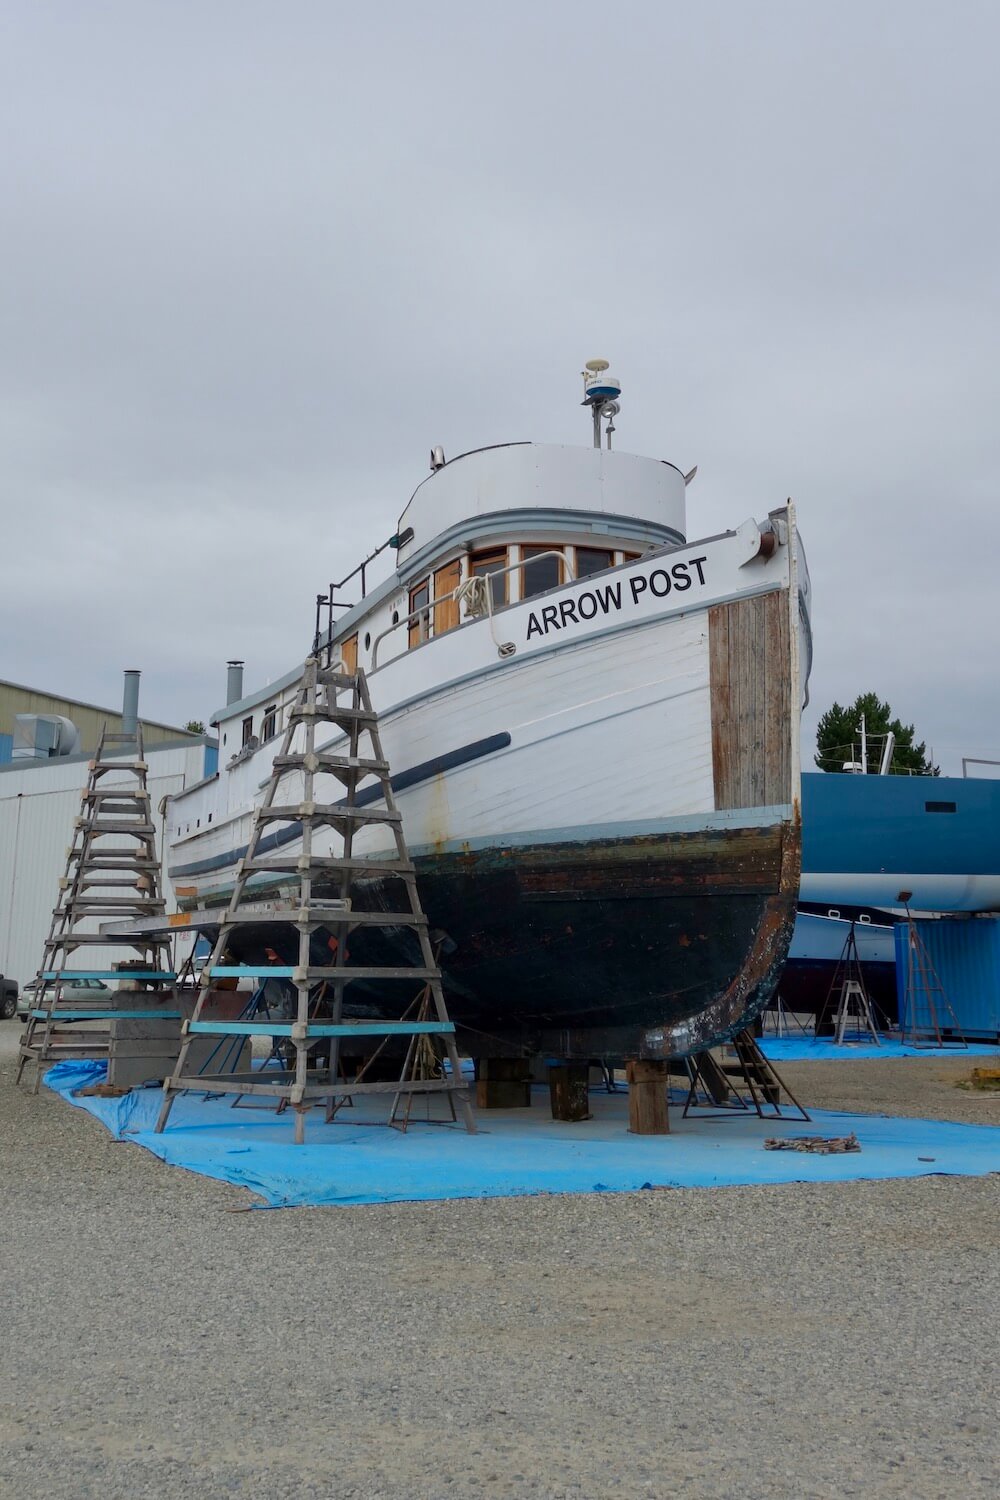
[[800, 772, 1000, 914]]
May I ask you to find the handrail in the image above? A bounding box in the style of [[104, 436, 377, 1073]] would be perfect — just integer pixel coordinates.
[[370, 549, 575, 669]]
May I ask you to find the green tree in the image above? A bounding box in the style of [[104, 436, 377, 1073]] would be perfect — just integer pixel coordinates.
[[184, 719, 205, 735], [814, 693, 938, 776]]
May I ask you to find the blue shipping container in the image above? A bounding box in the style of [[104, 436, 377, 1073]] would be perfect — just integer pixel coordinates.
[[894, 916, 1000, 1040]]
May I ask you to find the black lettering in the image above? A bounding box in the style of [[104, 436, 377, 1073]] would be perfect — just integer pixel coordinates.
[[577, 592, 598, 620], [649, 569, 672, 597], [595, 582, 622, 613], [671, 562, 692, 591], [558, 598, 578, 628], [629, 575, 648, 605], [526, 612, 543, 639], [689, 555, 708, 585], [541, 604, 560, 633]]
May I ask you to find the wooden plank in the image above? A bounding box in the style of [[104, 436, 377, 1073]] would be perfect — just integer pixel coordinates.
[[711, 593, 790, 811], [188, 1019, 454, 1037], [762, 589, 791, 804], [476, 1057, 531, 1109], [709, 602, 732, 808], [626, 1058, 671, 1134], [434, 559, 462, 635], [548, 1063, 591, 1121]]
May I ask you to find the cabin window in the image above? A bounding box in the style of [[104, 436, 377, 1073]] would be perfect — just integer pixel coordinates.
[[261, 705, 278, 743], [575, 546, 615, 579], [408, 580, 431, 647], [925, 801, 957, 813], [521, 545, 563, 599], [340, 634, 358, 673], [434, 559, 462, 635], [241, 716, 254, 747], [470, 548, 507, 607]]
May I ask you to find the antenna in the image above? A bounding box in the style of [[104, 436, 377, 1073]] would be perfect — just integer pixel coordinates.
[[581, 358, 622, 449]]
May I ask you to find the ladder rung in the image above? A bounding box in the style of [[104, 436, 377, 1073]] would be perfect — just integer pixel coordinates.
[[30, 1009, 182, 1021], [207, 965, 436, 981], [243, 856, 414, 875], [40, 970, 177, 980], [271, 754, 387, 775], [290, 704, 376, 724], [255, 805, 400, 825], [221, 908, 426, 928], [187, 1020, 453, 1037], [87, 822, 156, 836]]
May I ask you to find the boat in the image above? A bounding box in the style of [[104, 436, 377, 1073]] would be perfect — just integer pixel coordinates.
[[779, 905, 898, 1024], [165, 364, 813, 1060], [800, 771, 1000, 914]]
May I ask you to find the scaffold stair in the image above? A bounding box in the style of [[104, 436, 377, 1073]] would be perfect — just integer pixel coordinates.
[[155, 656, 475, 1144]]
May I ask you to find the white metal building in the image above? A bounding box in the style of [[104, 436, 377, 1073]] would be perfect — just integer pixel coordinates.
[[0, 738, 217, 987]]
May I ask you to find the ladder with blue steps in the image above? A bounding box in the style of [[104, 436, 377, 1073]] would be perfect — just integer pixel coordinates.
[[16, 723, 178, 1091], [155, 655, 475, 1144]]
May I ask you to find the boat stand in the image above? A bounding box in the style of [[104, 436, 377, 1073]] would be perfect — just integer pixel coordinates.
[[155, 655, 475, 1144], [683, 1028, 810, 1121]]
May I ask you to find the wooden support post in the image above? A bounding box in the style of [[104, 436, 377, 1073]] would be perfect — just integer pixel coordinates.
[[475, 1058, 531, 1109], [547, 1063, 591, 1122], [626, 1058, 671, 1135]]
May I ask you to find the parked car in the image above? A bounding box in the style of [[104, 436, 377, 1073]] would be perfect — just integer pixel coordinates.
[[0, 976, 17, 1021], [16, 976, 112, 1021]]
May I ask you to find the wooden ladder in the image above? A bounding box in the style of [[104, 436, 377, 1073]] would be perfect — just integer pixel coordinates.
[[16, 723, 178, 1091], [154, 656, 475, 1144]]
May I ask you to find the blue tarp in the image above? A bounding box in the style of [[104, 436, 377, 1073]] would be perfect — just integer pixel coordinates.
[[760, 1036, 1000, 1062], [44, 1060, 1000, 1209]]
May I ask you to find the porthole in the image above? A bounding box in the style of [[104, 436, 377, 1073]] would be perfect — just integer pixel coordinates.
[[364, 632, 371, 650], [392, 610, 399, 625]]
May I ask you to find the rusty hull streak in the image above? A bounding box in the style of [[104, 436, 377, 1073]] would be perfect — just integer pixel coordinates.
[[643, 806, 802, 1058]]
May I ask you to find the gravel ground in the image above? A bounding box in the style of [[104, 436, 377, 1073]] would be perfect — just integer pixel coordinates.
[[1, 1024, 998, 1500]]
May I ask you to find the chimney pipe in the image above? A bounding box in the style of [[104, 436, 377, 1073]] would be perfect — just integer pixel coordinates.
[[226, 661, 245, 706], [122, 670, 141, 738]]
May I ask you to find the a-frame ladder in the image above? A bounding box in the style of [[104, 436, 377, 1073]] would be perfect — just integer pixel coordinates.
[[155, 656, 475, 1144], [899, 908, 967, 1048], [16, 724, 177, 1091]]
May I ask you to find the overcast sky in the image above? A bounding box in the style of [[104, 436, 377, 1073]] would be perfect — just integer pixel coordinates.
[[2, 1, 997, 774]]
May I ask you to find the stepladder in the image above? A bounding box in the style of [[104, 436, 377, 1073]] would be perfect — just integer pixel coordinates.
[[155, 656, 476, 1143], [17, 723, 178, 1092]]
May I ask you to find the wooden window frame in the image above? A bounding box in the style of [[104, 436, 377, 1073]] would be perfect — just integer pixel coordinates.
[[469, 547, 509, 608], [241, 715, 254, 747], [408, 579, 431, 648], [261, 705, 278, 743], [520, 543, 566, 600]]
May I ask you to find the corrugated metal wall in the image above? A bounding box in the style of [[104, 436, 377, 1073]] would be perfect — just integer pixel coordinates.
[[0, 682, 191, 754], [0, 744, 208, 986], [894, 916, 1000, 1039]]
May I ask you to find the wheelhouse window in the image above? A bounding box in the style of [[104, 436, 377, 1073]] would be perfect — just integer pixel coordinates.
[[575, 547, 615, 579], [469, 548, 507, 607], [408, 580, 431, 647], [261, 705, 278, 743], [241, 715, 254, 747], [521, 545, 563, 599]]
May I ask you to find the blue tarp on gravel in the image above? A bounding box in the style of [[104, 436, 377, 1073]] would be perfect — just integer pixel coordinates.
[[43, 1059, 1000, 1209], [760, 1037, 1000, 1062]]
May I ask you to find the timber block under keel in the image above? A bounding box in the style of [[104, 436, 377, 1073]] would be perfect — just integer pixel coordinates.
[[547, 1063, 591, 1122], [475, 1057, 531, 1109], [626, 1058, 671, 1135]]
